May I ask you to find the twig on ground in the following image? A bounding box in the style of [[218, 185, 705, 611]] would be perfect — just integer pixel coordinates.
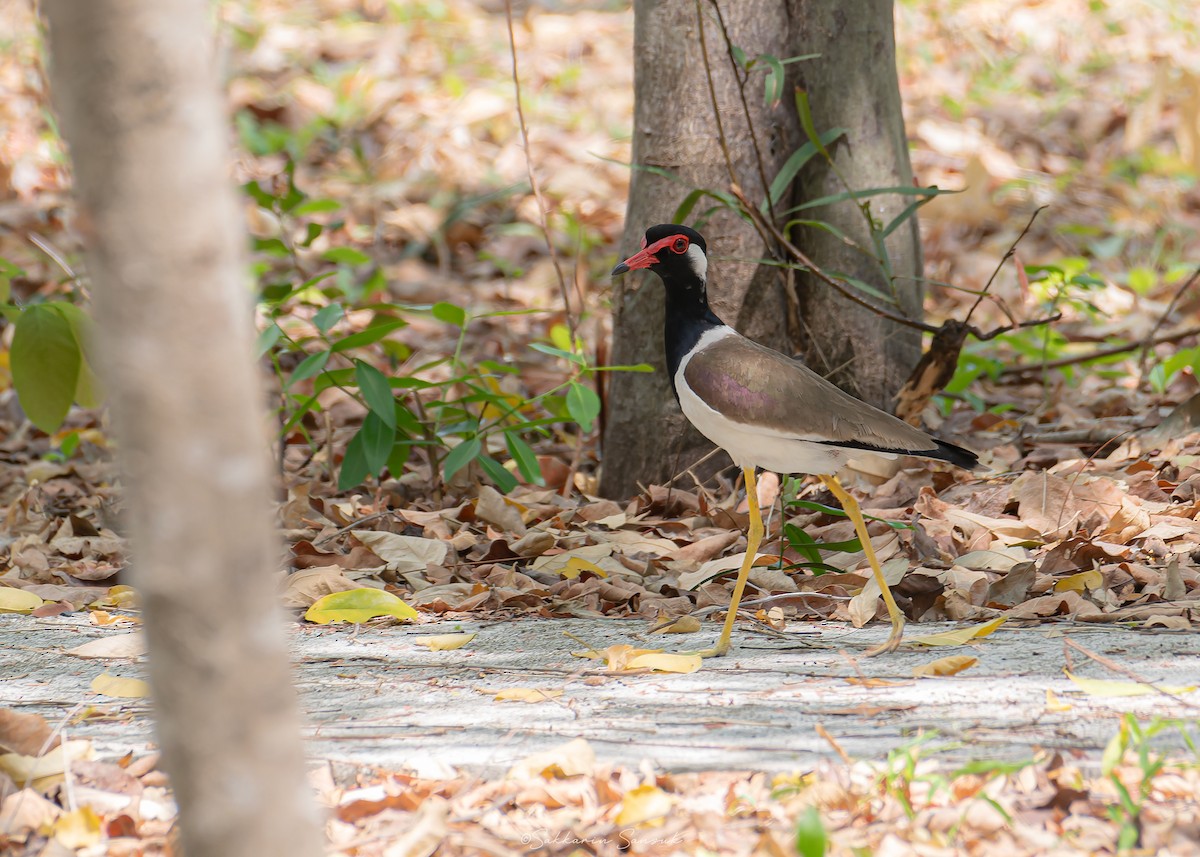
[[1063, 637, 1200, 712], [815, 723, 854, 765]]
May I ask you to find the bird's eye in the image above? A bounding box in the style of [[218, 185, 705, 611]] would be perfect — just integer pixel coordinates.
[[671, 237, 688, 253]]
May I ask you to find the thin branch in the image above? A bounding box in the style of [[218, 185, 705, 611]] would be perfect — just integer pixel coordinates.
[[694, 0, 737, 188], [731, 185, 939, 333], [503, 1, 576, 343], [1139, 263, 1200, 374], [964, 205, 1046, 324], [708, 0, 776, 224], [999, 324, 1200, 378]]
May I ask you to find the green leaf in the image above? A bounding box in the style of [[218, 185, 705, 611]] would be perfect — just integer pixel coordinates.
[[330, 319, 406, 352], [386, 439, 412, 476], [591, 363, 655, 373], [11, 303, 81, 431], [506, 432, 543, 485], [829, 272, 893, 303], [293, 198, 342, 215], [443, 436, 482, 482], [53, 303, 103, 408], [794, 806, 827, 857], [322, 247, 372, 266], [764, 130, 846, 209], [253, 237, 291, 257], [287, 349, 330, 388], [304, 588, 418, 624], [783, 185, 951, 216], [255, 323, 283, 358], [354, 360, 396, 429], [529, 342, 586, 365], [358, 412, 393, 474], [312, 303, 344, 334], [566, 381, 601, 432], [477, 454, 518, 493], [795, 89, 832, 162], [432, 301, 467, 327], [759, 53, 785, 106]]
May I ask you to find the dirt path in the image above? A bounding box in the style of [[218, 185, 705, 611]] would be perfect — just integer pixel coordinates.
[[6, 616, 1197, 776]]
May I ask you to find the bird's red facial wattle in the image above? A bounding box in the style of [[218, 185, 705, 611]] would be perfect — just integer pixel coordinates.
[[611, 234, 690, 276]]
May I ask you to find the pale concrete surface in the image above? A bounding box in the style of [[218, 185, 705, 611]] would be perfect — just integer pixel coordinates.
[[4, 615, 1198, 776]]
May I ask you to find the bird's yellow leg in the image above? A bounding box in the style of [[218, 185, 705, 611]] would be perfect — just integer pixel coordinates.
[[697, 466, 763, 658], [820, 474, 905, 656]]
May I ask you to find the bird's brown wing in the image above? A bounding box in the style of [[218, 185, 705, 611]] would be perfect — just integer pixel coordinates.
[[682, 334, 941, 454]]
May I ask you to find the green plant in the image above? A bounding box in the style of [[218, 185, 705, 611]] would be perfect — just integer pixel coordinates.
[[793, 805, 827, 857], [1101, 714, 1176, 853], [246, 162, 648, 494], [1, 256, 103, 435]]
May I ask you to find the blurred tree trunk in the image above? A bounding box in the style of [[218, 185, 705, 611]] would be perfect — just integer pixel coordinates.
[[600, 0, 922, 499], [42, 4, 324, 857]]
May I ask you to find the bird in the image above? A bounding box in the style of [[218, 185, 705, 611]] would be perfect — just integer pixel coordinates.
[[611, 224, 978, 657]]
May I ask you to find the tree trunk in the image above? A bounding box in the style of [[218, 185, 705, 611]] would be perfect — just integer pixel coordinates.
[[786, 0, 923, 409], [601, 0, 802, 500], [601, 0, 922, 499], [42, 4, 324, 857]]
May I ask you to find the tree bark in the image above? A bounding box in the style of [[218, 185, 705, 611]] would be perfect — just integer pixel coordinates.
[[786, 0, 923, 409], [42, 4, 324, 857], [601, 0, 802, 499], [601, 0, 923, 499]]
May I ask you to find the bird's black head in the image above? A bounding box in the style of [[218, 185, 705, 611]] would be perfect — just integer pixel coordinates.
[[611, 224, 709, 291]]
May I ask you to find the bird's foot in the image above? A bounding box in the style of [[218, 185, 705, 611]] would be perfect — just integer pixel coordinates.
[[863, 616, 905, 657]]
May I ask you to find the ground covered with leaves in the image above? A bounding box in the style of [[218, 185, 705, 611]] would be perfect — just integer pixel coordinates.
[[3, 0, 1200, 854]]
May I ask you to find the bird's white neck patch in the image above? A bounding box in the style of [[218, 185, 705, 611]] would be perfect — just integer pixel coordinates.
[[686, 243, 708, 284]]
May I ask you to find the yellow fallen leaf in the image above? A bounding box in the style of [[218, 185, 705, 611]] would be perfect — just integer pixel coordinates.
[[414, 632, 476, 651], [304, 588, 417, 624], [656, 615, 701, 634], [0, 589, 44, 614], [1065, 670, 1196, 698], [912, 655, 977, 677], [571, 644, 655, 671], [1054, 570, 1103, 592], [90, 672, 150, 699], [626, 652, 702, 674], [492, 688, 563, 703], [67, 632, 147, 659], [0, 739, 92, 788], [615, 784, 671, 827], [53, 806, 103, 849], [88, 610, 141, 626], [561, 557, 608, 579], [912, 617, 1007, 647], [1045, 689, 1072, 712], [506, 737, 595, 779]]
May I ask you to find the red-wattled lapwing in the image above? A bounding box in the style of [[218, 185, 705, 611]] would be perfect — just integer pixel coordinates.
[[612, 224, 978, 657]]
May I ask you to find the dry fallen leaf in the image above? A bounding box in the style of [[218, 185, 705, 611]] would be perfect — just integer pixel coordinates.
[[615, 783, 671, 827], [66, 632, 147, 660], [52, 806, 103, 849], [0, 708, 60, 756], [506, 737, 595, 780], [414, 632, 476, 651], [304, 588, 417, 624], [353, 531, 448, 573], [911, 617, 1006, 647], [0, 588, 44, 614], [90, 673, 150, 699], [1064, 670, 1196, 698], [1054, 570, 1103, 592], [912, 655, 978, 677]]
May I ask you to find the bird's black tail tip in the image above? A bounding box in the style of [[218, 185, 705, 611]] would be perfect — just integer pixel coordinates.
[[931, 438, 981, 471]]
